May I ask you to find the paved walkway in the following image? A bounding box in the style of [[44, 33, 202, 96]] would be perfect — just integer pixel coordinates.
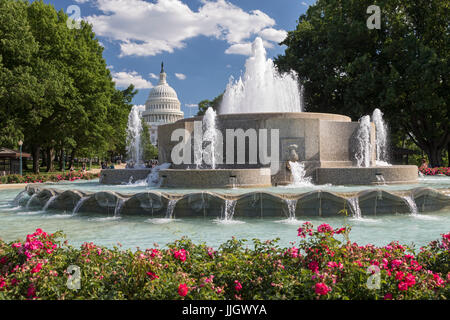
[[0, 183, 28, 190]]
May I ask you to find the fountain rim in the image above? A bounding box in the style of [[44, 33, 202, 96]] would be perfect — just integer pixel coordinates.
[[160, 112, 352, 126]]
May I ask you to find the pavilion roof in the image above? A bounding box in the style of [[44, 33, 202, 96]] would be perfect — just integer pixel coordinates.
[[0, 147, 31, 159]]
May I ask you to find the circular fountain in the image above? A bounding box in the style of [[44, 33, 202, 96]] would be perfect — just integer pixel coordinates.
[[1, 40, 448, 251]]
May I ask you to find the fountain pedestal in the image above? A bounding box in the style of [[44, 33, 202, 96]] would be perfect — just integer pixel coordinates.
[[316, 166, 418, 185], [159, 168, 272, 188], [100, 169, 152, 185]]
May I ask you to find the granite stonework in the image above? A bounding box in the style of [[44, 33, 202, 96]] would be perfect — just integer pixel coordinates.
[[159, 168, 272, 188], [100, 112, 417, 187], [158, 112, 356, 174], [316, 166, 419, 185], [100, 169, 152, 185], [155, 112, 413, 186], [23, 185, 450, 217]]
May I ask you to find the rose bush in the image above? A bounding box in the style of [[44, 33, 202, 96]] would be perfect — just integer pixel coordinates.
[[0, 224, 448, 300], [419, 167, 450, 176], [0, 172, 100, 184]]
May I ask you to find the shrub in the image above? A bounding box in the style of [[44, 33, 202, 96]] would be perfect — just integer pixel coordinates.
[[0, 172, 100, 184], [419, 167, 450, 176], [0, 225, 448, 300]]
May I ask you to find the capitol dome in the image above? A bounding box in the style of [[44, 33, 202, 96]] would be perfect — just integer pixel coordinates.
[[142, 63, 184, 145]]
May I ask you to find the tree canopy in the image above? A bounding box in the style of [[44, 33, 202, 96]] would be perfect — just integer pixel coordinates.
[[0, 0, 136, 173], [196, 93, 223, 116], [275, 0, 449, 166]]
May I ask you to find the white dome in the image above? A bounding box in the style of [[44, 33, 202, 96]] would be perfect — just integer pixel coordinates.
[[148, 83, 179, 100], [142, 63, 184, 146]]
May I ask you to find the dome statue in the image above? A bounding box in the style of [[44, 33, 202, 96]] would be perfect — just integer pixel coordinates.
[[142, 62, 184, 146]]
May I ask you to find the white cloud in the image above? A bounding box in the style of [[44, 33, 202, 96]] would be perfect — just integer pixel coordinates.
[[224, 42, 252, 55], [259, 28, 287, 43], [175, 73, 186, 80], [185, 103, 198, 108], [149, 73, 159, 79], [301, 2, 308, 6], [224, 39, 273, 56], [74, 0, 90, 3], [112, 71, 153, 89], [85, 0, 286, 57], [226, 64, 232, 68]]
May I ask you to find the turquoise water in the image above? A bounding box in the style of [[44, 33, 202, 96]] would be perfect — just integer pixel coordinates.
[[14, 175, 450, 195], [0, 176, 449, 249]]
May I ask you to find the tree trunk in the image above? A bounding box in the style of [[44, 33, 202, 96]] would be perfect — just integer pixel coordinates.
[[448, 142, 450, 167], [46, 147, 55, 172], [68, 149, 76, 169], [41, 149, 47, 168], [22, 151, 29, 171], [58, 148, 64, 171], [426, 145, 443, 168], [32, 145, 40, 174]]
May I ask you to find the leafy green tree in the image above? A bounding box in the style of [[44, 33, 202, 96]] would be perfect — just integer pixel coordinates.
[[197, 93, 223, 116], [0, 0, 136, 173], [141, 120, 158, 160], [0, 0, 39, 148], [275, 0, 449, 167]]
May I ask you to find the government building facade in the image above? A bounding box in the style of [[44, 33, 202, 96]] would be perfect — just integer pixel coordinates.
[[142, 63, 184, 146]]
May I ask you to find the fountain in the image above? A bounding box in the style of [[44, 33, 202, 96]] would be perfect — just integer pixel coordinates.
[[288, 161, 313, 186], [100, 105, 155, 184], [156, 37, 418, 187], [220, 37, 303, 114], [2, 39, 449, 253], [201, 107, 220, 169], [126, 105, 145, 168], [354, 115, 372, 168], [372, 109, 391, 166]]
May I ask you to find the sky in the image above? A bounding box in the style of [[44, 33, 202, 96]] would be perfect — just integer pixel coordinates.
[[39, 0, 313, 117]]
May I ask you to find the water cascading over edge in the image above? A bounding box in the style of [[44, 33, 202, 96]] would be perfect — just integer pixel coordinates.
[[289, 161, 313, 186]]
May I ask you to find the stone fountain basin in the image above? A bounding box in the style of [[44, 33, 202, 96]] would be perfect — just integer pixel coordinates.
[[100, 169, 152, 185], [22, 185, 450, 218], [159, 168, 272, 188], [316, 166, 419, 185]]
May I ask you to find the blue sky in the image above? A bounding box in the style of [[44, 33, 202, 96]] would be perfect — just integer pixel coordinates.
[[40, 0, 312, 117]]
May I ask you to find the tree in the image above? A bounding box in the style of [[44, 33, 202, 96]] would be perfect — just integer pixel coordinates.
[[275, 0, 449, 167], [0, 0, 39, 149], [0, 0, 136, 173], [141, 120, 158, 160], [197, 93, 224, 116]]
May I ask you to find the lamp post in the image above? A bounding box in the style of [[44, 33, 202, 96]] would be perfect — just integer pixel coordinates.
[[18, 140, 23, 176]]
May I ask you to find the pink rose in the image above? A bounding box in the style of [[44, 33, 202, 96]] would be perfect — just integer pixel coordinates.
[[234, 280, 242, 292], [315, 282, 331, 295], [178, 283, 189, 297]]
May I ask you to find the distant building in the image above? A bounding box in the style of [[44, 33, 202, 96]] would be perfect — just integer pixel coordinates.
[[0, 147, 31, 175], [142, 63, 184, 146]]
